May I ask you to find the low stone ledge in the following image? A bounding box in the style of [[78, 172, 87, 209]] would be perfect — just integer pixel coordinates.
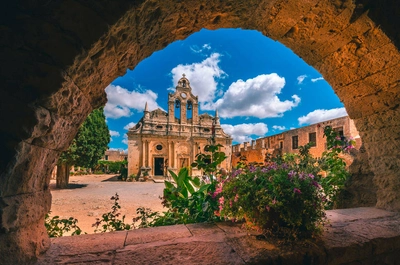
[[35, 207, 400, 265], [125, 224, 191, 245], [45, 231, 127, 257]]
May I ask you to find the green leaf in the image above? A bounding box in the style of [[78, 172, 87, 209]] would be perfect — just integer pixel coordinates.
[[198, 184, 211, 194], [191, 176, 201, 187], [169, 170, 179, 183]]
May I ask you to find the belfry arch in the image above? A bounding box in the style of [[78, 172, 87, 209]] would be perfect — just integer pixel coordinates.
[[1, 0, 399, 263]]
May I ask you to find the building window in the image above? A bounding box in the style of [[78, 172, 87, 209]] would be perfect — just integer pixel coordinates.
[[156, 125, 163, 129], [105, 155, 108, 161], [156, 144, 163, 151], [292, 136, 298, 149], [334, 127, 345, 140], [279, 141, 283, 149], [309, 132, 316, 147]]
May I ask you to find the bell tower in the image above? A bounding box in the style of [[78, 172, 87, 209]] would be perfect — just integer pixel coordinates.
[[168, 74, 199, 124]]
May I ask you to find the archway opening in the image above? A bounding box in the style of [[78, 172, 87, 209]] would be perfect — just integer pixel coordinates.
[[49, 28, 375, 235]]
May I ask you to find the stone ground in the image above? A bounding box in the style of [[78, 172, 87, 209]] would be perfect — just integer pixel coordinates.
[[37, 207, 400, 265], [49, 174, 166, 234]]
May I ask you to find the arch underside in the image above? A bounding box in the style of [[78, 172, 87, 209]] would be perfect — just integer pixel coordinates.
[[1, 0, 399, 263]]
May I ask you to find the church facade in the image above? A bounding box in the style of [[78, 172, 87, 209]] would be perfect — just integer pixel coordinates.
[[127, 75, 232, 178]]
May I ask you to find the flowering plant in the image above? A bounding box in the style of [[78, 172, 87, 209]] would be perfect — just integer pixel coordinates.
[[319, 126, 356, 209], [218, 161, 326, 239], [217, 127, 354, 239]]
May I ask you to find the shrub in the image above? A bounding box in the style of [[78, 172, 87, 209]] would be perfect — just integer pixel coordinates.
[[45, 212, 83, 237], [219, 162, 326, 239], [319, 126, 356, 209], [92, 193, 133, 232], [217, 126, 354, 239], [120, 167, 128, 181], [150, 140, 227, 226], [96, 160, 128, 174]]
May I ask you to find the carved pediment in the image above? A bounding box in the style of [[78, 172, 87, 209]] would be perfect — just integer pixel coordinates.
[[150, 108, 167, 118], [199, 113, 213, 120]]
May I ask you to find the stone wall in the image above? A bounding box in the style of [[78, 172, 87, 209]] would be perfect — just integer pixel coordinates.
[[1, 0, 399, 263]]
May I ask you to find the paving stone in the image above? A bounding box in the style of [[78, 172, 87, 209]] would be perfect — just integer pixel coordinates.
[[215, 222, 248, 237], [114, 241, 244, 265], [225, 235, 278, 264], [331, 207, 398, 220], [46, 231, 127, 256], [36, 251, 114, 265], [125, 224, 191, 245], [186, 223, 224, 237]]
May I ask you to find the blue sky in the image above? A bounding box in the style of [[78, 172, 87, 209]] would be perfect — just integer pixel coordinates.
[[105, 29, 347, 151]]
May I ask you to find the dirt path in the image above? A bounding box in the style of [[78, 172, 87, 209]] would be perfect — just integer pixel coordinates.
[[49, 174, 166, 234]]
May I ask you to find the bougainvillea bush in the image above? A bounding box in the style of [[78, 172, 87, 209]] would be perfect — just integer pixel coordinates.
[[217, 126, 355, 239], [218, 162, 326, 239]]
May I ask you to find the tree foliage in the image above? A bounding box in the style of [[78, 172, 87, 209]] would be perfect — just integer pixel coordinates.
[[57, 108, 110, 188], [59, 108, 110, 168]]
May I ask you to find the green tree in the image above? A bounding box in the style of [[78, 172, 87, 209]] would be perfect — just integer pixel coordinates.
[[56, 108, 110, 188]]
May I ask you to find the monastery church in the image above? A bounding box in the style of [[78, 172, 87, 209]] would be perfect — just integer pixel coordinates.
[[127, 74, 232, 178]]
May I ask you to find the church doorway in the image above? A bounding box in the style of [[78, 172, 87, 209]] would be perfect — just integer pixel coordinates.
[[179, 158, 189, 169], [154, 157, 164, 176]]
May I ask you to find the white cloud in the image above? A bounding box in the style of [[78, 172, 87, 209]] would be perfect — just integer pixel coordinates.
[[124, 122, 136, 130], [122, 134, 128, 145], [298, 108, 348, 125], [108, 148, 120, 151], [190, 43, 211, 53], [272, 125, 286, 131], [297, 75, 307, 84], [109, 130, 120, 137], [221, 123, 268, 143], [213, 74, 301, 118], [104, 84, 161, 119], [311, 77, 324, 82], [170, 53, 226, 108]]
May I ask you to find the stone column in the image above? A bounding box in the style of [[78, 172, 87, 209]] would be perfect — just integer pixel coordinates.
[[171, 141, 176, 168], [145, 140, 150, 167], [141, 140, 146, 167]]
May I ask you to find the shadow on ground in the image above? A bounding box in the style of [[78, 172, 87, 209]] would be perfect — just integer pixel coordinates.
[[101, 175, 121, 182], [49, 183, 88, 190]]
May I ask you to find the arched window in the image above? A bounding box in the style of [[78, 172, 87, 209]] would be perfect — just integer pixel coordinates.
[[187, 100, 193, 119], [175, 99, 181, 119]]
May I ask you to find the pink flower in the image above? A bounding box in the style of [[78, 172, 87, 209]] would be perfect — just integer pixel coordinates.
[[266, 205, 270, 212], [293, 188, 301, 194], [311, 181, 321, 188], [234, 194, 239, 202], [288, 170, 296, 179], [212, 183, 223, 198], [218, 196, 225, 211]]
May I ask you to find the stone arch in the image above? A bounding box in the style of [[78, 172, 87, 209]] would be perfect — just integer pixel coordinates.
[[1, 0, 399, 263]]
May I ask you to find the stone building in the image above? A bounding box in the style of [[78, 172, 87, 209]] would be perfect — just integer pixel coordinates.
[[127, 75, 232, 178], [232, 116, 361, 167], [103, 149, 127, 162]]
